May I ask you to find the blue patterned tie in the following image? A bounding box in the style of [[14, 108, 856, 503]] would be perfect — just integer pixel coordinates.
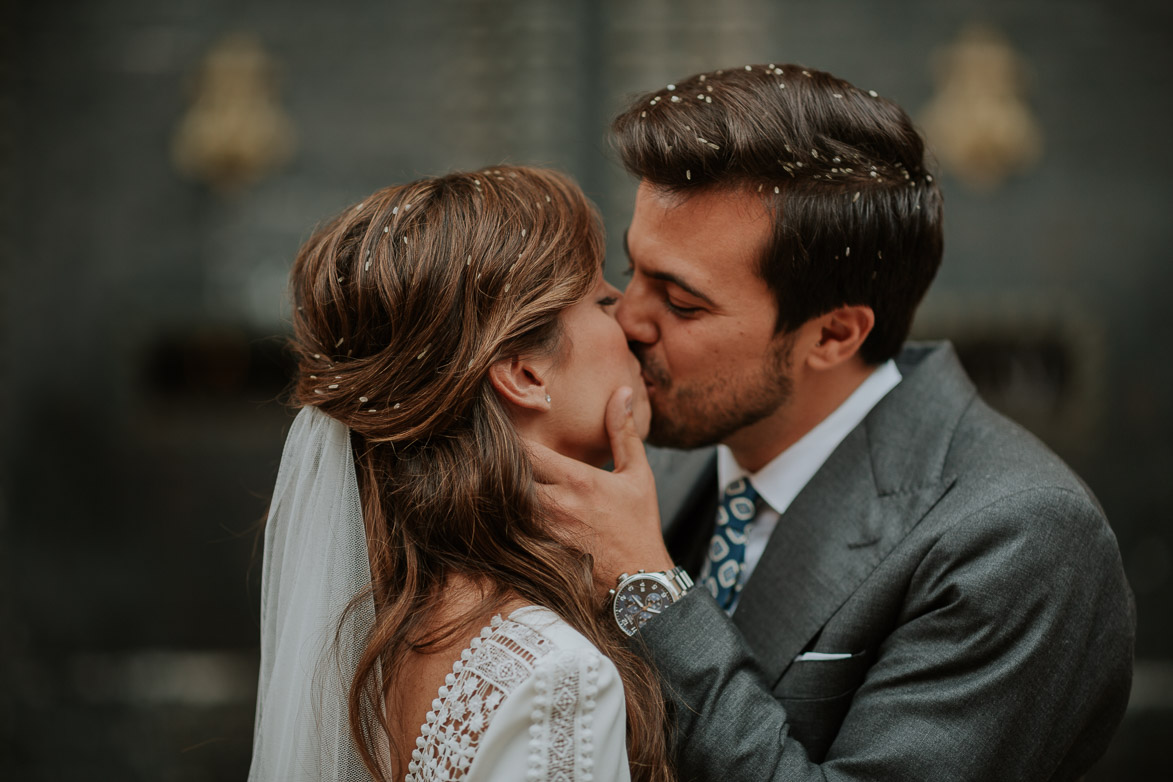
[[701, 478, 761, 610]]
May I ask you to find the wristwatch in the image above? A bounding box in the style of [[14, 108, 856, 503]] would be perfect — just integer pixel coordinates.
[[609, 566, 694, 637]]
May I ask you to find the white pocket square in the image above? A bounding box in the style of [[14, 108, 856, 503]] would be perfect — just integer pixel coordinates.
[[794, 651, 855, 661]]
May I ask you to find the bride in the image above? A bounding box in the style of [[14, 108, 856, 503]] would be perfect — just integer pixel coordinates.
[[249, 166, 674, 781]]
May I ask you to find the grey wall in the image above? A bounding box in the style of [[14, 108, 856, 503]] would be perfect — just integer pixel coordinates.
[[2, 0, 1170, 778]]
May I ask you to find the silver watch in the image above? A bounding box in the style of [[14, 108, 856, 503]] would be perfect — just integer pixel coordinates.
[[609, 566, 694, 637]]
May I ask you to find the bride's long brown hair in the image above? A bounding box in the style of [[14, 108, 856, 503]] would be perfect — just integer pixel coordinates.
[[287, 166, 673, 782]]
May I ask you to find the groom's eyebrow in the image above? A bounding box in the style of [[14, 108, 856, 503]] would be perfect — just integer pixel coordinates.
[[623, 229, 715, 306]]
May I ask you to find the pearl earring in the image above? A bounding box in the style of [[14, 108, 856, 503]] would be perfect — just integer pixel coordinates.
[[545, 394, 551, 404]]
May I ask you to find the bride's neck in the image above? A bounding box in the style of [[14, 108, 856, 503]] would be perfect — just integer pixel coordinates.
[[430, 572, 524, 626]]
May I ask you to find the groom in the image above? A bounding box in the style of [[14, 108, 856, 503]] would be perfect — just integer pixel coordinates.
[[534, 64, 1135, 780]]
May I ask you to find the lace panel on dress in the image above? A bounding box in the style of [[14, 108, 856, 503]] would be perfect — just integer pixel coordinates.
[[407, 612, 592, 781]]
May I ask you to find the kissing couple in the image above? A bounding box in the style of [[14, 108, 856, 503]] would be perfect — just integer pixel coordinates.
[[249, 64, 1134, 782]]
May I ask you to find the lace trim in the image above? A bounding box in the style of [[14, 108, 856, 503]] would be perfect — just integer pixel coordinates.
[[525, 649, 600, 782], [405, 611, 557, 781]]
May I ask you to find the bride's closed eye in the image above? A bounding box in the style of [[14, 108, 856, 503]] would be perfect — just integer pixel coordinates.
[[597, 295, 619, 308]]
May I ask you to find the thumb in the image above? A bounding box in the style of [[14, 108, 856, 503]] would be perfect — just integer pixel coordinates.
[[605, 386, 648, 474]]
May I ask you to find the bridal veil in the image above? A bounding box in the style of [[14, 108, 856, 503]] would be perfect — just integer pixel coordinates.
[[249, 406, 376, 781]]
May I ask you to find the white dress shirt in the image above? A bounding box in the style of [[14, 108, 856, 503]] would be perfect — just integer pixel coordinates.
[[717, 360, 902, 613]]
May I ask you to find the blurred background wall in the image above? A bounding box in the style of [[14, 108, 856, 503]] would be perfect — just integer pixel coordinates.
[[2, 0, 1170, 778]]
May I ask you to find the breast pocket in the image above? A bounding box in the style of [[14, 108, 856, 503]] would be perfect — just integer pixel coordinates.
[[773, 651, 869, 763]]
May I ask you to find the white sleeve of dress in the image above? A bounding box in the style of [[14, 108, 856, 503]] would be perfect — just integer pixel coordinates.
[[464, 646, 631, 782]]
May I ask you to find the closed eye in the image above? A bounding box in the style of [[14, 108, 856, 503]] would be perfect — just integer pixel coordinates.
[[598, 295, 619, 307], [665, 299, 703, 317]]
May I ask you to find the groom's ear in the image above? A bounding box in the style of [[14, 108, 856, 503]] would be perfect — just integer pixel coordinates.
[[806, 304, 875, 370], [488, 356, 553, 413]]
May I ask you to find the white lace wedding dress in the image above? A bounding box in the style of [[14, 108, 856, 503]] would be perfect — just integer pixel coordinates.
[[405, 605, 631, 782]]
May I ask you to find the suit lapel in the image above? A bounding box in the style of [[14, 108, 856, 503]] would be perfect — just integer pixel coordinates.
[[732, 428, 954, 681], [650, 446, 718, 578], [665, 459, 717, 578], [731, 343, 973, 683]]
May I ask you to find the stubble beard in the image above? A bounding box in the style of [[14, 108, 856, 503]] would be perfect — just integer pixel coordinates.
[[638, 332, 796, 451]]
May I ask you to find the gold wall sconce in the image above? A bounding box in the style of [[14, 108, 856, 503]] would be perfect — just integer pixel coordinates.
[[920, 23, 1043, 191], [171, 32, 296, 194]]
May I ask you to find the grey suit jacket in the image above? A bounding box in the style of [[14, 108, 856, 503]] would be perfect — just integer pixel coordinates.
[[640, 342, 1135, 782]]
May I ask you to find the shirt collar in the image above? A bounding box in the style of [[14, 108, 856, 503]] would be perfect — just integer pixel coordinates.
[[717, 359, 902, 516]]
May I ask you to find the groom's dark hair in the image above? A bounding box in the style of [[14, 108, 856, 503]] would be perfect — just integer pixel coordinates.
[[611, 64, 943, 364]]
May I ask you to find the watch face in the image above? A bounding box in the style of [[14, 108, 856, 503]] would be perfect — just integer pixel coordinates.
[[613, 576, 671, 635]]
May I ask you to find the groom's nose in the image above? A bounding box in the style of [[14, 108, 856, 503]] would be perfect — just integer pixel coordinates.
[[616, 280, 658, 346]]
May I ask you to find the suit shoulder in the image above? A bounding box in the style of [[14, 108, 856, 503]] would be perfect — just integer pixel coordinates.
[[947, 394, 1101, 511]]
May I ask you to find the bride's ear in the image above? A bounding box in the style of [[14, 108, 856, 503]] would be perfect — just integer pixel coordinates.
[[488, 356, 552, 413]]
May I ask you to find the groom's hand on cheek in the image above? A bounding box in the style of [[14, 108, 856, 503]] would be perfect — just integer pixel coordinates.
[[525, 385, 675, 589]]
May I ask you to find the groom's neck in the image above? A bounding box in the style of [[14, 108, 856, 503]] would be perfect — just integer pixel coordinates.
[[723, 357, 874, 474]]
